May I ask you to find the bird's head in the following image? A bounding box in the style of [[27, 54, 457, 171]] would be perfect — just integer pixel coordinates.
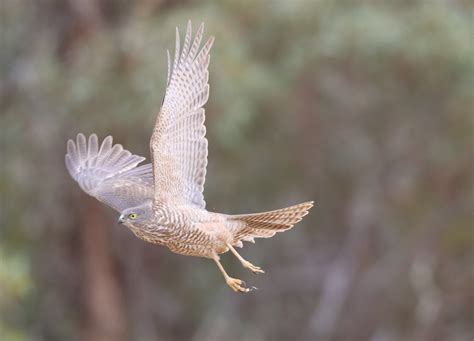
[[118, 203, 153, 227]]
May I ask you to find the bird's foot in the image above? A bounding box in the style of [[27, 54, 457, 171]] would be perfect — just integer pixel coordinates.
[[225, 277, 251, 293], [243, 261, 265, 274]]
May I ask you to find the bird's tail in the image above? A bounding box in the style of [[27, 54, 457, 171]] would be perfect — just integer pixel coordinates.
[[229, 201, 314, 244]]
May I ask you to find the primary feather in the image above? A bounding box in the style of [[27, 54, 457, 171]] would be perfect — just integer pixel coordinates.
[[65, 133, 153, 212], [150, 21, 214, 209]]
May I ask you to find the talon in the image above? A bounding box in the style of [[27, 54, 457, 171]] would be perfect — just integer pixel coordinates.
[[226, 277, 250, 293], [244, 261, 265, 274]]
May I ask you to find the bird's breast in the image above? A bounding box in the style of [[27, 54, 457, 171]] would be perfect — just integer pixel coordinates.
[[128, 208, 231, 258]]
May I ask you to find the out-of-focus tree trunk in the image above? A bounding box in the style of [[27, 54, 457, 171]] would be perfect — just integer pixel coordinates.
[[80, 194, 127, 341], [308, 173, 380, 340]]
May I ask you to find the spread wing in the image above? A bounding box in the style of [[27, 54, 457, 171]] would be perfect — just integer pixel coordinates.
[[150, 21, 213, 209], [65, 133, 154, 212]]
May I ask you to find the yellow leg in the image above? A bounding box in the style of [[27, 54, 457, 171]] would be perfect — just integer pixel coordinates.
[[213, 256, 250, 293], [226, 243, 265, 274]]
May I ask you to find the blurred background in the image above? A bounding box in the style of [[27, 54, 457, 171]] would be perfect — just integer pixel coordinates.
[[1, 1, 473, 340]]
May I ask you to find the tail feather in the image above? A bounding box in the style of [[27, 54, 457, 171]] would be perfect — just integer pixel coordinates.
[[231, 201, 314, 244]]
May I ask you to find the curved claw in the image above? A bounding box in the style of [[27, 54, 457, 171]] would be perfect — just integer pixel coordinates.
[[226, 277, 250, 293], [244, 261, 265, 274]]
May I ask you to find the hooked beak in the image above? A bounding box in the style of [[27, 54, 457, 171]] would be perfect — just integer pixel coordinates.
[[118, 214, 125, 224]]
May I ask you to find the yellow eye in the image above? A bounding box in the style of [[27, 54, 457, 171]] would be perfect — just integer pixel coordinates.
[[128, 213, 138, 219]]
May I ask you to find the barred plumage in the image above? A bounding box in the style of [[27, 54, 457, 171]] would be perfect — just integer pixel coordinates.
[[232, 201, 314, 244], [65, 133, 153, 211], [65, 21, 313, 293]]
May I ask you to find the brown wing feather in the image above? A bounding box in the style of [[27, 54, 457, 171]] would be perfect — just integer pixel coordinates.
[[150, 21, 214, 209], [65, 133, 153, 212]]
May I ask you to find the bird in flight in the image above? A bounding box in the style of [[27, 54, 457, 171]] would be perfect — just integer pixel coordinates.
[[65, 21, 313, 292]]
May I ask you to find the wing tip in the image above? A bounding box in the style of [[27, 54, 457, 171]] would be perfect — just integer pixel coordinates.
[[76, 132, 86, 145], [65, 133, 147, 183], [207, 35, 215, 47], [67, 138, 75, 149]]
